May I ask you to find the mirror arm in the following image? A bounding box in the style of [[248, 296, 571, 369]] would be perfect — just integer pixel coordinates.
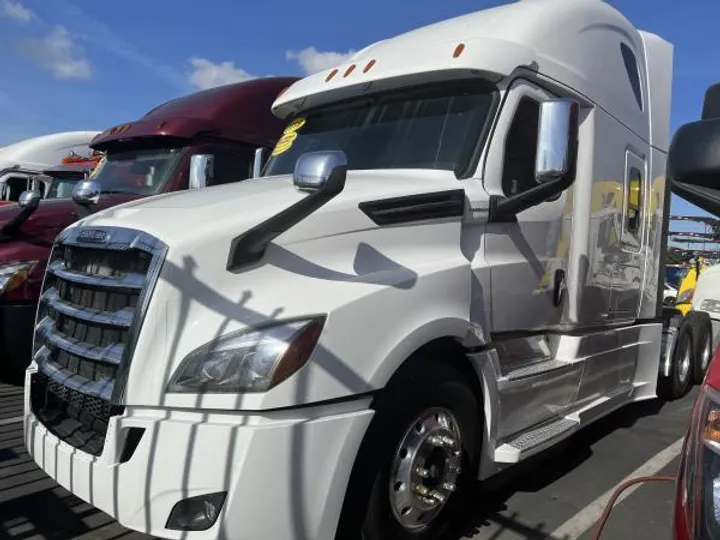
[[489, 140, 578, 223], [226, 180, 343, 272], [73, 201, 94, 219], [0, 207, 36, 237]]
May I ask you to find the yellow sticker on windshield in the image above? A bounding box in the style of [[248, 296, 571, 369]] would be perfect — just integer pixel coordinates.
[[271, 117, 306, 156]]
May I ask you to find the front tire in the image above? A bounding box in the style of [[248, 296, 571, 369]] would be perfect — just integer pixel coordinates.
[[336, 359, 481, 540]]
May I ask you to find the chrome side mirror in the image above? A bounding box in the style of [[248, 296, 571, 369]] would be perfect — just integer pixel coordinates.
[[292, 150, 348, 195], [189, 154, 214, 189], [72, 180, 101, 207], [18, 190, 41, 211], [534, 99, 580, 184], [253, 147, 268, 178], [226, 150, 348, 271]]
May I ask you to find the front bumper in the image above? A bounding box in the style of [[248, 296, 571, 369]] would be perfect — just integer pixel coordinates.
[[1, 302, 36, 371], [24, 373, 374, 540]]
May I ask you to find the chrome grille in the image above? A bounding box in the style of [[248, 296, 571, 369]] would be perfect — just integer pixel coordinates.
[[30, 226, 167, 456]]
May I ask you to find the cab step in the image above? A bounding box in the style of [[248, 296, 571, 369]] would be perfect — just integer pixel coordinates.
[[493, 383, 634, 464], [494, 416, 579, 463]]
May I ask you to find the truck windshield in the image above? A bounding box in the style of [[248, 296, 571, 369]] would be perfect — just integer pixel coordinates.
[[90, 147, 183, 195], [46, 176, 82, 199], [263, 81, 495, 176]]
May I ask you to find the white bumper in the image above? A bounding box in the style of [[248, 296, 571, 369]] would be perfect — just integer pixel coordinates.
[[24, 378, 374, 540]]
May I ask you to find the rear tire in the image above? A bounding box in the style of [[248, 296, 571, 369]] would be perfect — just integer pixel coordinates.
[[658, 319, 694, 400], [335, 358, 481, 540]]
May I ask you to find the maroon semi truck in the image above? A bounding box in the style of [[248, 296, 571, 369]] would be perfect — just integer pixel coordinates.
[[0, 76, 297, 376]]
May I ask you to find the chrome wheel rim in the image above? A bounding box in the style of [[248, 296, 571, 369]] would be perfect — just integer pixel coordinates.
[[389, 407, 462, 530]]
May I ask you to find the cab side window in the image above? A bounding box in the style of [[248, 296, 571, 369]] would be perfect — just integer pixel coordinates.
[[209, 148, 253, 186], [502, 97, 540, 197], [5, 176, 28, 201], [623, 166, 643, 245]]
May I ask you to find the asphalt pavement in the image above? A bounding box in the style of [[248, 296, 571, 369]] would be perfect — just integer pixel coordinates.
[[0, 378, 699, 540]]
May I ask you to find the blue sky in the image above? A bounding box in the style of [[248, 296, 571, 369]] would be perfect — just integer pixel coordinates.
[[0, 0, 717, 239]]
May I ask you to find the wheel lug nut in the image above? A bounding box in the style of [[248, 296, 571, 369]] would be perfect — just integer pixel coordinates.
[[441, 436, 456, 448], [428, 435, 444, 447], [443, 482, 456, 492], [430, 490, 446, 503], [415, 467, 430, 478], [413, 483, 430, 496], [420, 496, 438, 506]]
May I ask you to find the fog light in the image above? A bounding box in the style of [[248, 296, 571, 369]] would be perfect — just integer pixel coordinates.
[[166, 491, 226, 531]]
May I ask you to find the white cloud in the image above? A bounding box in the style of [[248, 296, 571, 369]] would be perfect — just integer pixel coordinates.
[[42, 0, 187, 89], [1, 0, 34, 22], [188, 57, 256, 90], [22, 26, 92, 80], [285, 47, 356, 75]]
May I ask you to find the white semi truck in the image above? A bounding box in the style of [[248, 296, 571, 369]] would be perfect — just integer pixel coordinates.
[[23, 1, 685, 539], [0, 131, 99, 200]]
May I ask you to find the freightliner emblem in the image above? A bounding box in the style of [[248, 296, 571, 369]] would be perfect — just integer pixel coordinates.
[[77, 229, 108, 243]]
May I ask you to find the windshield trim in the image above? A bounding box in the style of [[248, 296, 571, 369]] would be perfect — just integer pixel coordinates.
[[264, 78, 499, 180]]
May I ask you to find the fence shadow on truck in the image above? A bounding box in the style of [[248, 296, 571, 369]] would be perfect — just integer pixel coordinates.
[[5, 241, 667, 540]]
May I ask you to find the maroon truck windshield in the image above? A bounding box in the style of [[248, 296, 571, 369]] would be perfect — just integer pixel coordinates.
[[90, 147, 183, 196]]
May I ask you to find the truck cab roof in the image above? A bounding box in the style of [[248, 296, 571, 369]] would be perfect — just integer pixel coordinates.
[[273, 0, 672, 151], [91, 77, 299, 152], [0, 131, 100, 173]]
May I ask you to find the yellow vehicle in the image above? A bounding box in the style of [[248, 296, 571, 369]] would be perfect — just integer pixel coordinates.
[[675, 256, 709, 315]]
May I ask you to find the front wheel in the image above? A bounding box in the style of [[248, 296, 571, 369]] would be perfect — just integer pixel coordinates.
[[336, 359, 481, 540]]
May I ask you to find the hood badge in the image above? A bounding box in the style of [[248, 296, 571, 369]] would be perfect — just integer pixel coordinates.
[[77, 229, 109, 243]]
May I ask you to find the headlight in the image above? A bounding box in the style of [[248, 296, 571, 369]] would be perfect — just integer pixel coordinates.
[[0, 261, 37, 296], [167, 316, 326, 393], [679, 383, 720, 538], [677, 288, 695, 304]]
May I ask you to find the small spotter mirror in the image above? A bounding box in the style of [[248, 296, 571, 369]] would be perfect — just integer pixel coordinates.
[[189, 154, 214, 189], [292, 150, 348, 195], [534, 99, 580, 184]]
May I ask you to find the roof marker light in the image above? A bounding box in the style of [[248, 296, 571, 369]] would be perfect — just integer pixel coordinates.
[[343, 64, 356, 78], [326, 69, 338, 82], [453, 43, 466, 58], [363, 59, 376, 73]]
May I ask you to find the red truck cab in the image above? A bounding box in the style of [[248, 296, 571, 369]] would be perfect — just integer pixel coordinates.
[[0, 76, 296, 376]]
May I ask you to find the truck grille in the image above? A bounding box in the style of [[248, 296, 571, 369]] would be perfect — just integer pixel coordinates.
[[30, 226, 167, 456]]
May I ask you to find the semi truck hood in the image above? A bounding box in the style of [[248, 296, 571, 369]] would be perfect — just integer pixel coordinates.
[[71, 170, 474, 409], [73, 170, 466, 252]]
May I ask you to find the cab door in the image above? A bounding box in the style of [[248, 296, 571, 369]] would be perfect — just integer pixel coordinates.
[[478, 78, 573, 334], [609, 148, 647, 320]]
